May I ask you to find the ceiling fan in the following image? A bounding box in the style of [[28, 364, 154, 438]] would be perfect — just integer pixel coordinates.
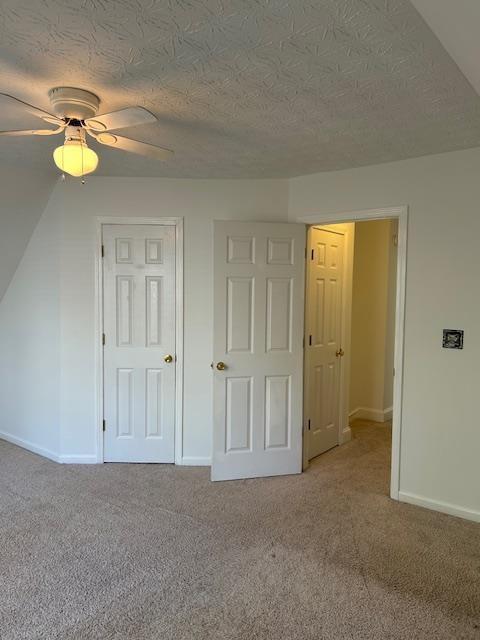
[[0, 87, 173, 177]]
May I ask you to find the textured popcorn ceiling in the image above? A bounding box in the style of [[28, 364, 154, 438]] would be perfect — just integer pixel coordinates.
[[1, 0, 480, 178]]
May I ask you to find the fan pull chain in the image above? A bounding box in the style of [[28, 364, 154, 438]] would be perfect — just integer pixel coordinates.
[[81, 139, 87, 184]]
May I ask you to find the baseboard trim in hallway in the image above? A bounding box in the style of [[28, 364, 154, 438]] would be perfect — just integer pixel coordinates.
[[399, 491, 480, 523], [349, 406, 392, 422]]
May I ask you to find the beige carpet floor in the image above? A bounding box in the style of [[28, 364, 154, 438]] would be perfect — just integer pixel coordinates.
[[0, 421, 479, 640]]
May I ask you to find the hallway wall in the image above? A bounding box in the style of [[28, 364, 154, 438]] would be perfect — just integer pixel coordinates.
[[349, 219, 397, 422]]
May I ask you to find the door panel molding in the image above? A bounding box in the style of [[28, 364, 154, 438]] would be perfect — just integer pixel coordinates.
[[304, 226, 346, 461], [212, 221, 306, 481], [294, 205, 408, 502], [95, 217, 184, 464]]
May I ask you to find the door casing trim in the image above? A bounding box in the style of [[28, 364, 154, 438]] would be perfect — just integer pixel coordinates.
[[295, 206, 408, 501], [94, 216, 184, 465]]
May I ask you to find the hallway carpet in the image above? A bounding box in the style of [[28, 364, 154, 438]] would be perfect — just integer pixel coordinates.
[[0, 421, 479, 639]]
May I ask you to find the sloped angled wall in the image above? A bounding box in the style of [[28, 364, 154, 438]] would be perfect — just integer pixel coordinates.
[[0, 178, 61, 459], [0, 166, 56, 301]]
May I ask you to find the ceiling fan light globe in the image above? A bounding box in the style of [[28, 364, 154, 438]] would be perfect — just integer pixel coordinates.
[[53, 142, 98, 177]]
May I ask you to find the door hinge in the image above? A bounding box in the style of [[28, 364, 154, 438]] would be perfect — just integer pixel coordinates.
[[102, 419, 106, 432], [308, 419, 311, 431], [101, 244, 105, 258], [393, 234, 398, 247], [102, 333, 106, 346], [309, 335, 312, 346]]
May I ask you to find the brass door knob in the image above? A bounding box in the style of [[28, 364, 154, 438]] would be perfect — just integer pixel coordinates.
[[335, 348, 345, 358], [216, 361, 227, 371], [164, 354, 174, 363]]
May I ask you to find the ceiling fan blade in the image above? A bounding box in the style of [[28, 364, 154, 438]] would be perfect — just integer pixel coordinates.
[[95, 132, 173, 161], [85, 107, 157, 132], [0, 126, 65, 136], [0, 93, 64, 126]]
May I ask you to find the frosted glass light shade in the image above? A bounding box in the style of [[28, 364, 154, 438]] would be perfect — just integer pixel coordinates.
[[53, 141, 98, 177]]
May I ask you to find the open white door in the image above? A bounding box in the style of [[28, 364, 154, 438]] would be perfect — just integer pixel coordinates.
[[304, 226, 345, 460], [212, 221, 306, 481]]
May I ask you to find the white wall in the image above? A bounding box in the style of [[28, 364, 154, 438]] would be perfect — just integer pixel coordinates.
[[0, 165, 55, 301], [46, 177, 288, 462], [349, 219, 396, 421], [0, 193, 61, 459], [2, 147, 480, 522], [289, 147, 480, 520]]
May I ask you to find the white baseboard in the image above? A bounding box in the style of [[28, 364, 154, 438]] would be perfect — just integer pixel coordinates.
[[0, 432, 101, 465], [341, 427, 352, 444], [0, 430, 60, 463], [399, 491, 480, 523], [349, 406, 392, 423], [58, 454, 98, 464], [179, 456, 211, 467]]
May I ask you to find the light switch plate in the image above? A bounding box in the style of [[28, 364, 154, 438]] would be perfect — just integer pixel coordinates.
[[442, 329, 464, 349]]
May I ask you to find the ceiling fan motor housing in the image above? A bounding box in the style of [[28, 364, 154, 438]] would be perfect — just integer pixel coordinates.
[[49, 87, 100, 120], [64, 124, 87, 143]]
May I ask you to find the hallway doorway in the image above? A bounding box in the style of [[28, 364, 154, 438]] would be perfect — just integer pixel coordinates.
[[303, 212, 403, 497]]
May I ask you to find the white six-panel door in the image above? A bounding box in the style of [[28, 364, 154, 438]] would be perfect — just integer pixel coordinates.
[[103, 224, 176, 462], [212, 221, 306, 481], [304, 226, 344, 460]]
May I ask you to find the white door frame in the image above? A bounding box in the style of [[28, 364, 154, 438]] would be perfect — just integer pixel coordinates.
[[295, 206, 408, 501], [94, 217, 184, 465]]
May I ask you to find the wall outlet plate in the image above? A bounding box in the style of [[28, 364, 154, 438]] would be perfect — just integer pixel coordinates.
[[442, 329, 464, 349]]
